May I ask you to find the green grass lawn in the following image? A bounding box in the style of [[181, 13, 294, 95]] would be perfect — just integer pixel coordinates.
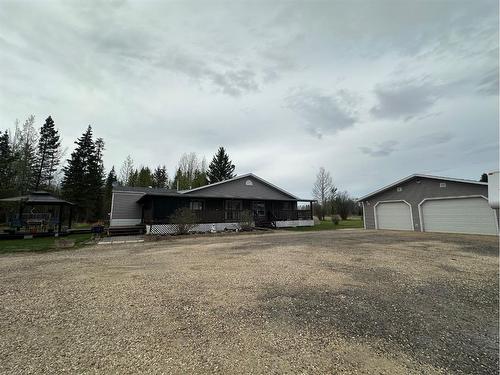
[[0, 234, 92, 254], [285, 216, 364, 232]]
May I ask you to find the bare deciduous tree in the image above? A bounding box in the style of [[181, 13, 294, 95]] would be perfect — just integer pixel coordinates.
[[312, 167, 336, 220], [119, 155, 134, 185]]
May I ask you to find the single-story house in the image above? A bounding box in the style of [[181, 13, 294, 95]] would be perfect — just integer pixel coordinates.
[[358, 174, 499, 235], [110, 173, 315, 234]]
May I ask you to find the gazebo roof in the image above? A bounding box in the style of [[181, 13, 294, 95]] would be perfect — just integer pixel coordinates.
[[0, 191, 74, 205]]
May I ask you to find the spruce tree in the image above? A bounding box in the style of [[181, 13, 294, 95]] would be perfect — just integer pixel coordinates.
[[152, 165, 168, 188], [61, 126, 105, 222], [136, 166, 154, 187], [0, 130, 15, 197], [207, 147, 235, 183], [103, 166, 117, 217], [34, 116, 61, 190]]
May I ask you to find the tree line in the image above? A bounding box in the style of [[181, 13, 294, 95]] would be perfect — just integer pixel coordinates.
[[117, 146, 236, 190], [1, 115, 237, 223], [312, 167, 361, 220]]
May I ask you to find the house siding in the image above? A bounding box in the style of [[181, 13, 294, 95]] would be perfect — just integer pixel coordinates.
[[187, 176, 296, 200], [362, 177, 489, 231], [110, 191, 144, 226]]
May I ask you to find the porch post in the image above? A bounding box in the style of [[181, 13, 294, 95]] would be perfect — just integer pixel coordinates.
[[310, 201, 313, 220], [58, 204, 63, 233], [68, 206, 73, 229], [18, 202, 24, 230]]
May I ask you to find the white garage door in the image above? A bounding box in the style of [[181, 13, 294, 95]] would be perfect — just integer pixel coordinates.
[[421, 197, 498, 235], [375, 201, 413, 230]]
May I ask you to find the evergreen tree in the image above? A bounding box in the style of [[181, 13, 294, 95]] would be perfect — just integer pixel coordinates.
[[192, 169, 207, 188], [0, 130, 16, 197], [103, 166, 117, 218], [152, 165, 168, 188], [34, 116, 61, 190], [61, 126, 105, 222], [207, 147, 235, 183], [136, 166, 154, 187], [128, 169, 139, 186], [173, 168, 188, 190], [89, 137, 105, 220], [11, 116, 38, 194]]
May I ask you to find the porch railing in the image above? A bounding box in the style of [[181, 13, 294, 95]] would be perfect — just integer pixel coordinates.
[[145, 209, 312, 225]]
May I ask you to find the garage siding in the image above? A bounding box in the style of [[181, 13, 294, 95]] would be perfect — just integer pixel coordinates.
[[362, 177, 491, 232]]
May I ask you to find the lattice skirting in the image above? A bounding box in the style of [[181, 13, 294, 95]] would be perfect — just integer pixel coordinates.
[[274, 219, 314, 228], [147, 222, 242, 235]]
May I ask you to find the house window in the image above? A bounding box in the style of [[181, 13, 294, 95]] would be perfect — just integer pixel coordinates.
[[225, 200, 242, 221], [397, 187, 403, 192], [440, 182, 446, 188], [190, 201, 203, 211], [252, 201, 265, 217], [245, 179, 253, 186], [282, 201, 292, 210]]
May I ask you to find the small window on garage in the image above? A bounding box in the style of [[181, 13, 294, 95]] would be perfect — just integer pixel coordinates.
[[397, 187, 403, 192], [440, 182, 446, 188]]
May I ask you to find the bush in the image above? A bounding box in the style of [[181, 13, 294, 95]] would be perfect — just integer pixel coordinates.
[[171, 207, 198, 235], [239, 210, 254, 231], [331, 214, 341, 225], [332, 191, 355, 220]]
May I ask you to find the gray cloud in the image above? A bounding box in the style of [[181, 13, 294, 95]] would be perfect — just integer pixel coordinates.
[[371, 80, 441, 120], [409, 131, 454, 148], [359, 140, 399, 157], [476, 68, 499, 96], [285, 88, 358, 138]]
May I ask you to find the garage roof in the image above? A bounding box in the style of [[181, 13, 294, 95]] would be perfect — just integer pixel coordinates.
[[358, 174, 487, 201]]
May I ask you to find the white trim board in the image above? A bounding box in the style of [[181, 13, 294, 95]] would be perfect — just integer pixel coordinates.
[[362, 201, 367, 229]]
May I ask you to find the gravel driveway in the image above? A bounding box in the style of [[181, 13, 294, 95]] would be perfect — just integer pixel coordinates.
[[0, 230, 498, 374]]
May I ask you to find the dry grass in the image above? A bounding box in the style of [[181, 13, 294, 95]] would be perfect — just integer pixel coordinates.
[[0, 230, 498, 374]]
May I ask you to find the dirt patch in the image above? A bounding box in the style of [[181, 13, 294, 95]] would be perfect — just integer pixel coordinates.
[[0, 230, 497, 374]]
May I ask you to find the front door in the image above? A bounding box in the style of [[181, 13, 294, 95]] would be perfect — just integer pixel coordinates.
[[252, 201, 266, 222]]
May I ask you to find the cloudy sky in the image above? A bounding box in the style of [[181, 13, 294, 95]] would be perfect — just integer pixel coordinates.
[[1, 0, 498, 198]]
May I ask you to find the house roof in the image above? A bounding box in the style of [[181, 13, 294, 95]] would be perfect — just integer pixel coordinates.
[[358, 174, 487, 201], [112, 186, 181, 194], [0, 191, 74, 205], [122, 173, 314, 203], [182, 173, 301, 200]]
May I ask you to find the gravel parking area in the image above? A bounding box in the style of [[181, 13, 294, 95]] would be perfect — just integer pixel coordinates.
[[0, 230, 498, 374]]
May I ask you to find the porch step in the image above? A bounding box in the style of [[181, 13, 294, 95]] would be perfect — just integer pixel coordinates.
[[255, 220, 276, 229]]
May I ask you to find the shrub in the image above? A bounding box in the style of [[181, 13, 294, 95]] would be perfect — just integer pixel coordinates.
[[171, 207, 198, 235], [239, 210, 254, 231], [331, 214, 341, 225]]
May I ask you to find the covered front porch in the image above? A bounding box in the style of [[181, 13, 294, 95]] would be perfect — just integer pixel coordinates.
[[138, 195, 314, 227]]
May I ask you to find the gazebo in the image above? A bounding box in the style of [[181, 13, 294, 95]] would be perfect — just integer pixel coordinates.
[[0, 191, 74, 234]]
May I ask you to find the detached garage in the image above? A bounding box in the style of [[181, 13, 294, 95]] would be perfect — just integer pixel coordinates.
[[359, 174, 499, 235]]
